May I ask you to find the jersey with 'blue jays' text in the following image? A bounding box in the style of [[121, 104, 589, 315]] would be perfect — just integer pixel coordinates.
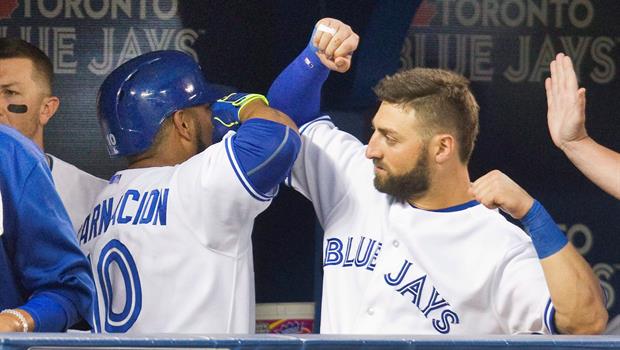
[[80, 119, 299, 334], [287, 117, 556, 335]]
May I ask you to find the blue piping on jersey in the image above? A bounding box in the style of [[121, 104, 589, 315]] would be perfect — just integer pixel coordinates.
[[247, 127, 290, 176], [299, 116, 332, 135], [286, 116, 333, 188], [410, 200, 480, 212], [544, 298, 558, 334]]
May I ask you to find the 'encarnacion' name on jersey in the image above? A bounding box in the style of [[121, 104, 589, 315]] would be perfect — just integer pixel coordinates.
[[324, 235, 460, 334], [78, 188, 170, 245]]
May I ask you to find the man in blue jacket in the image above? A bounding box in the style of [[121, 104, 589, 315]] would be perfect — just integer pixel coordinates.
[[0, 124, 95, 332]]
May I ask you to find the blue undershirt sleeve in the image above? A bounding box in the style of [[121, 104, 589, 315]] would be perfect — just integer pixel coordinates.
[[267, 45, 329, 126], [230, 119, 301, 196]]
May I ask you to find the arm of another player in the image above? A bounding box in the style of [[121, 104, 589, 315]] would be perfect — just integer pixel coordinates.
[[267, 17, 359, 126], [471, 170, 608, 334], [546, 53, 620, 199], [212, 93, 301, 197], [0, 309, 34, 332], [9, 161, 95, 332]]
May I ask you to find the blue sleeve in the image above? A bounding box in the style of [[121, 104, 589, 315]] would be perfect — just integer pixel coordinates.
[[229, 119, 301, 197], [13, 160, 96, 332], [520, 200, 569, 259], [267, 45, 329, 126]]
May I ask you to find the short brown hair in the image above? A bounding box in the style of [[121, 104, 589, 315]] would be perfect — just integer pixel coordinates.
[[373, 68, 480, 163], [0, 38, 54, 95]]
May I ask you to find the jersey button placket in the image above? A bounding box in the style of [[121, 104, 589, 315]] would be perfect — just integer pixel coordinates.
[[367, 307, 375, 316], [392, 240, 399, 247]]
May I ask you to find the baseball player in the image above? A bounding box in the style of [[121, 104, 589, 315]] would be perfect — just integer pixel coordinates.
[[267, 18, 607, 334], [80, 50, 300, 334], [0, 38, 107, 232], [0, 124, 95, 332]]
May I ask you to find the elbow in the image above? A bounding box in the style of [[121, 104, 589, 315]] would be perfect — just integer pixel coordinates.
[[586, 307, 609, 335], [575, 310, 608, 335], [276, 128, 301, 172], [244, 127, 301, 195], [274, 127, 301, 166], [558, 304, 608, 335]]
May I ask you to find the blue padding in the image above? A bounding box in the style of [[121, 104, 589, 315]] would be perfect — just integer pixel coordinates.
[[231, 119, 301, 196]]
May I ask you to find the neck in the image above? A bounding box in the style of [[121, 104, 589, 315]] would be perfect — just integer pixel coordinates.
[[128, 152, 191, 169], [33, 132, 44, 151], [128, 136, 199, 169], [407, 163, 473, 210]]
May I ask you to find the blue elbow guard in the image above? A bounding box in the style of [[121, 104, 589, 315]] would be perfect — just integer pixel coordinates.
[[232, 119, 301, 196]]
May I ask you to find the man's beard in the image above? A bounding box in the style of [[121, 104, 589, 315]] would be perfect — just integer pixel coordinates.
[[194, 118, 208, 154], [373, 148, 431, 202], [196, 136, 207, 154]]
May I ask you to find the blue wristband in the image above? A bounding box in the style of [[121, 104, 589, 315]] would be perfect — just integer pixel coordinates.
[[521, 200, 568, 259]]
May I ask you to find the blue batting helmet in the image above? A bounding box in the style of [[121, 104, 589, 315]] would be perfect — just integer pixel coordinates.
[[97, 50, 222, 158]]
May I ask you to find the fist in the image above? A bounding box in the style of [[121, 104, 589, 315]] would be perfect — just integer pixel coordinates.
[[469, 170, 534, 219], [310, 18, 359, 73]]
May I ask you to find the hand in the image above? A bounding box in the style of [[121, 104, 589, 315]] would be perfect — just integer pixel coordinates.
[[469, 170, 534, 219], [311, 18, 359, 73], [0, 311, 29, 332], [210, 93, 268, 143], [545, 53, 589, 151]]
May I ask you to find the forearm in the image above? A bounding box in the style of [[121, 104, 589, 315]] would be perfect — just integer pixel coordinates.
[[561, 136, 620, 199], [240, 100, 299, 132], [521, 202, 607, 334], [540, 244, 607, 334], [267, 46, 329, 126]]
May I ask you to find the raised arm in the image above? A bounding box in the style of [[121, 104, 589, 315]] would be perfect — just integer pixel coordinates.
[[471, 170, 608, 334], [545, 53, 620, 199], [267, 18, 359, 126]]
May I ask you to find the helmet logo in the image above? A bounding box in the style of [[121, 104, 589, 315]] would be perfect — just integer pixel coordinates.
[[106, 133, 117, 146]]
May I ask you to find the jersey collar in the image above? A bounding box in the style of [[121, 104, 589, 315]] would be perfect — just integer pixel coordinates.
[[409, 199, 480, 213]]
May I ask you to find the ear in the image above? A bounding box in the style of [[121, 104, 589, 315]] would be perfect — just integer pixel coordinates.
[[38, 96, 59, 126], [431, 133, 456, 164], [171, 109, 194, 141]]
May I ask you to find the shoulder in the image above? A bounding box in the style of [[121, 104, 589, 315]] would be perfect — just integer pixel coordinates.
[[299, 115, 335, 135], [469, 204, 531, 246], [0, 125, 45, 165], [47, 154, 107, 186], [0, 126, 48, 194]]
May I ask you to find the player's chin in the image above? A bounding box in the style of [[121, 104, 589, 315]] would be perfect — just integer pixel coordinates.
[[373, 173, 388, 189]]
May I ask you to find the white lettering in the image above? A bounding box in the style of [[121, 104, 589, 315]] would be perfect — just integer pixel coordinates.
[[53, 27, 77, 74]]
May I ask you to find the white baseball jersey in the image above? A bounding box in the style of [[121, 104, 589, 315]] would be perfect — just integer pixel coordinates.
[[288, 117, 555, 335], [78, 133, 272, 334], [48, 154, 107, 233]]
